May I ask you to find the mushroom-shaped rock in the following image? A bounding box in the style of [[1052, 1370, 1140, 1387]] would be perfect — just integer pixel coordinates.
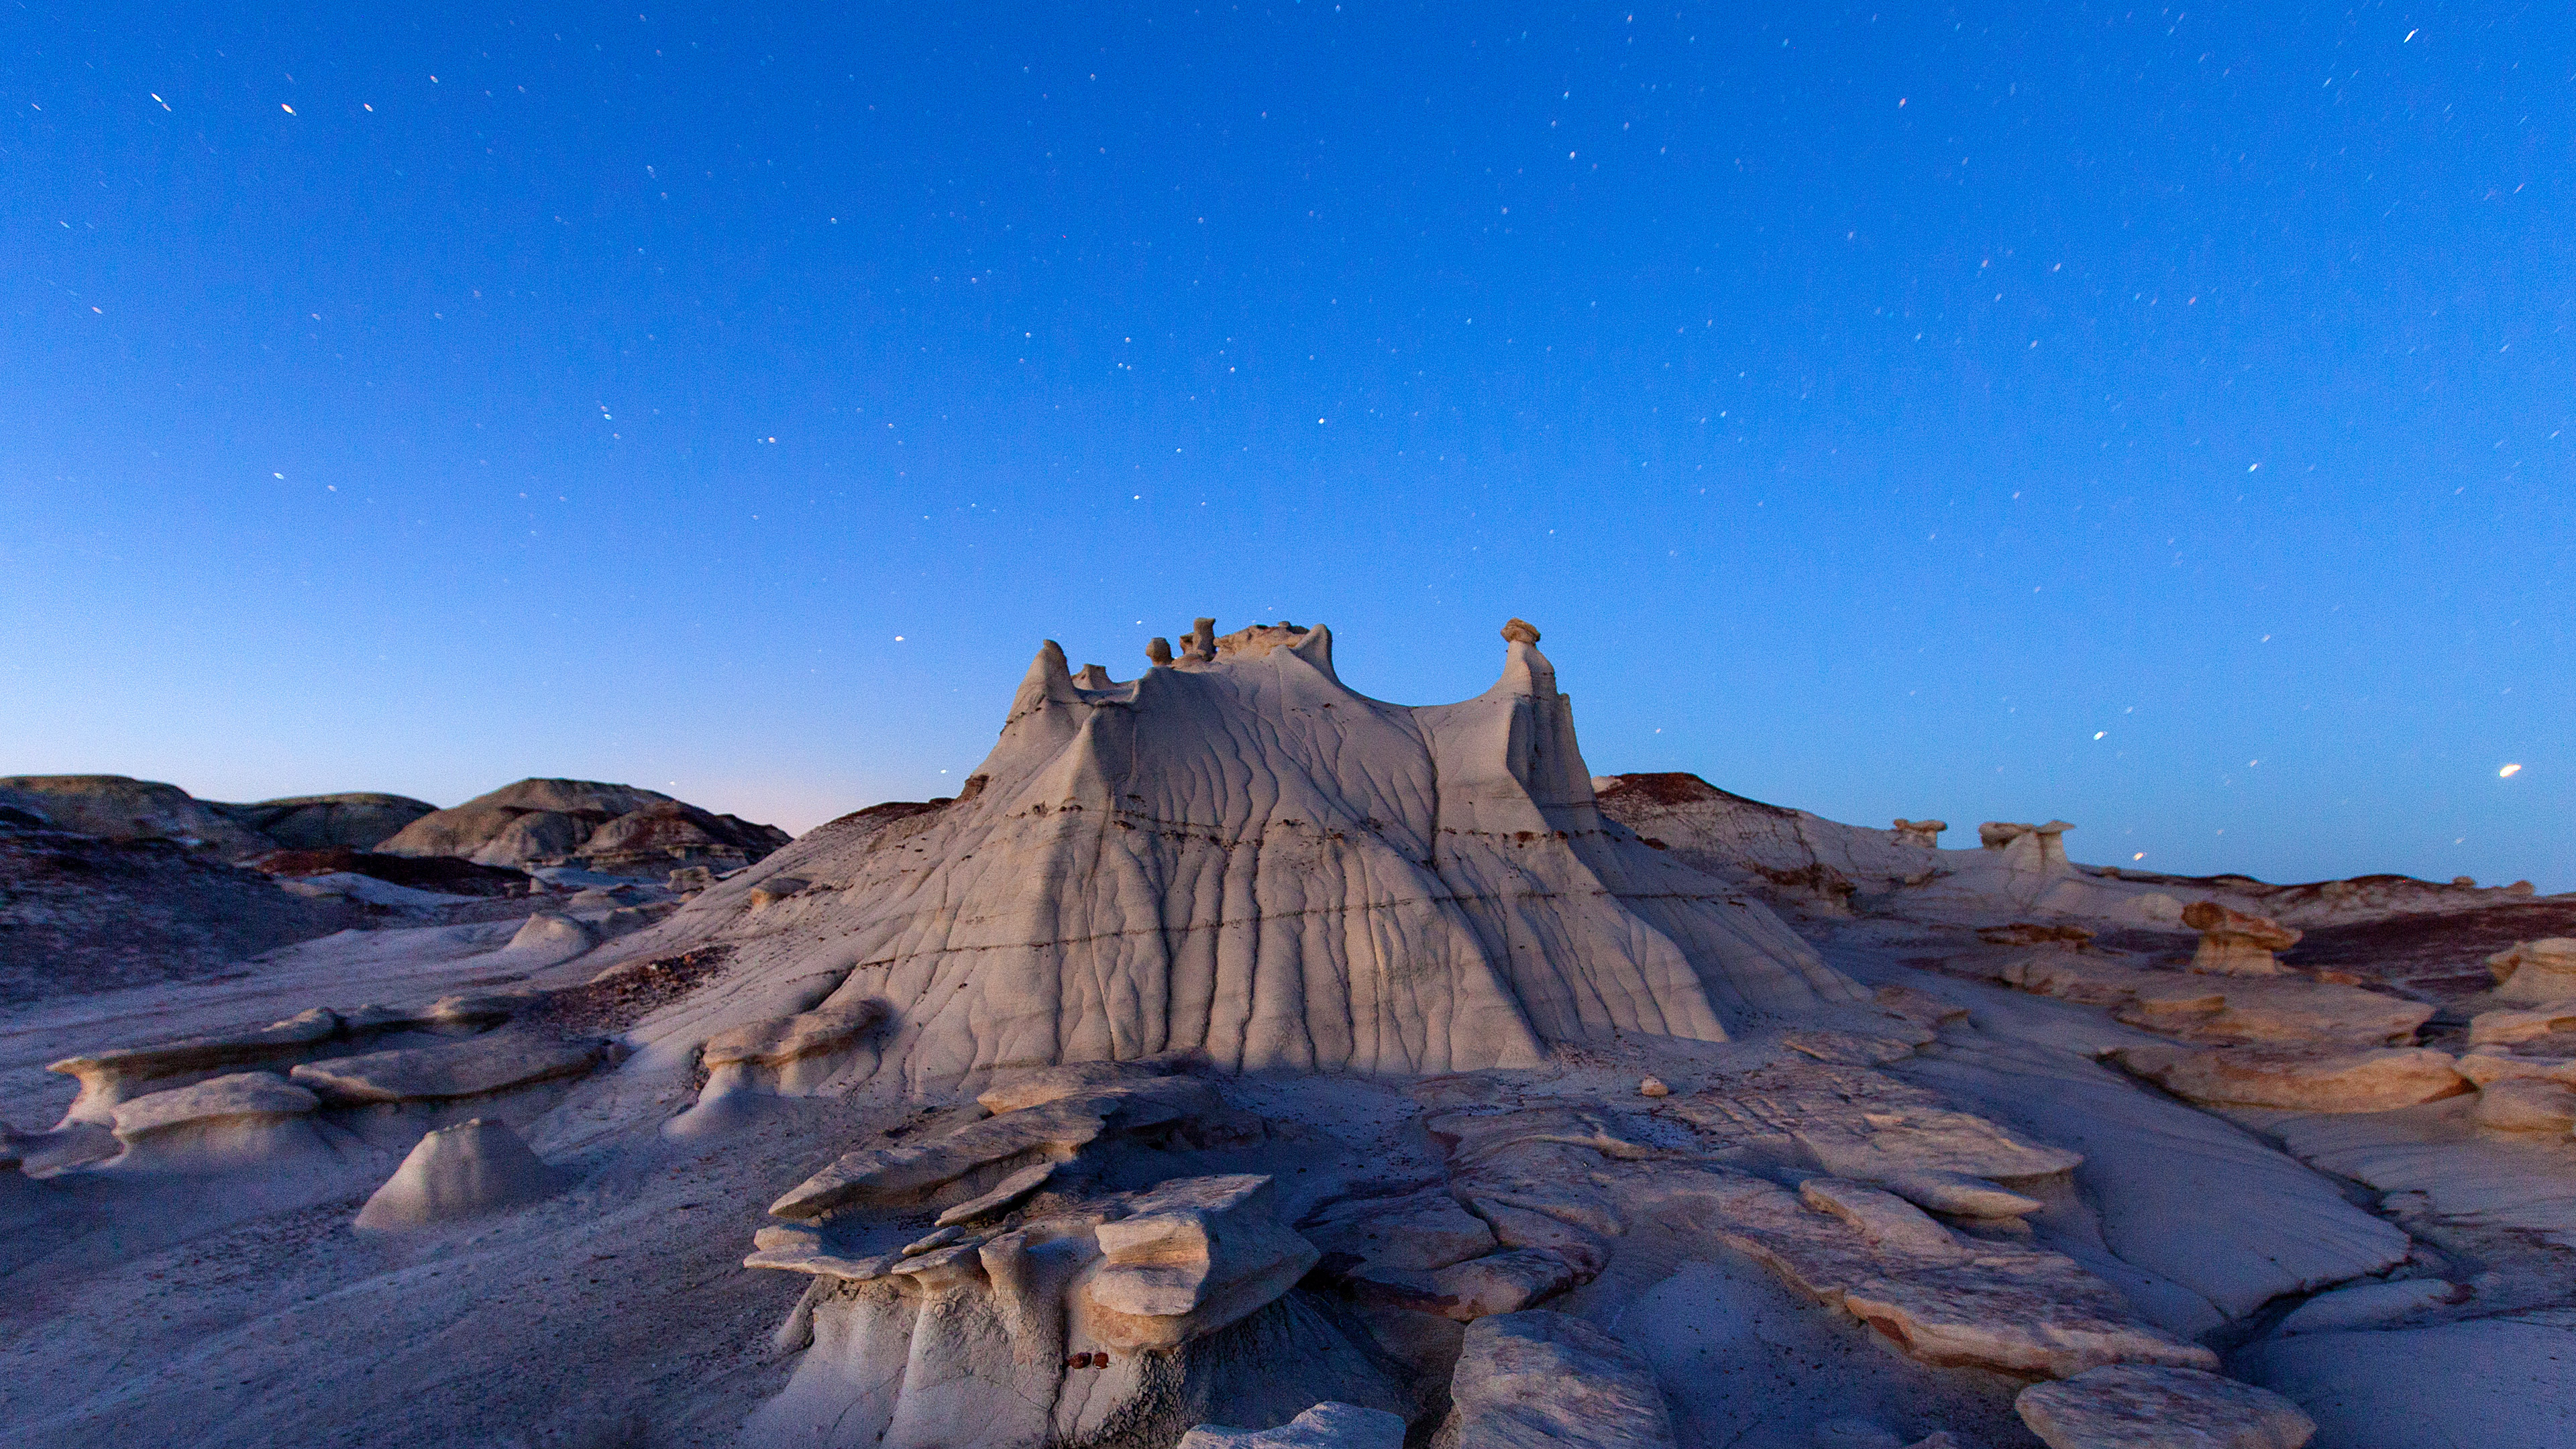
[[2180, 902, 2303, 976], [2487, 938, 2576, 1004], [290, 1034, 605, 1105], [1891, 818, 1946, 849], [1180, 616, 1220, 663], [354, 1118, 564, 1230], [1442, 1311, 1676, 1449], [1081, 1173, 1320, 1350], [105, 1072, 324, 1171], [2108, 1044, 2466, 1113], [49, 1007, 343, 1126], [2015, 1364, 2314, 1449], [1978, 821, 2076, 876], [1499, 617, 1542, 645], [1179, 1402, 1405, 1449], [1146, 636, 1175, 666]]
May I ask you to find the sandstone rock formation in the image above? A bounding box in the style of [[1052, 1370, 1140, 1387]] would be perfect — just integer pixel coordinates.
[[608, 620, 1862, 1087], [2487, 938, 2576, 1004], [2181, 902, 2302, 976]]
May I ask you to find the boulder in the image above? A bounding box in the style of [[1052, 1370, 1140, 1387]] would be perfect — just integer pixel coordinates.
[[2471, 1078, 2576, 1132], [2180, 902, 2302, 977], [2015, 1364, 2314, 1448], [1081, 1174, 1321, 1350], [1891, 819, 1946, 849], [1441, 1311, 1676, 1449], [2108, 1045, 2467, 1113], [354, 1118, 564, 1230], [2487, 938, 2576, 1004], [1179, 1402, 1404, 1449], [289, 1034, 605, 1104]]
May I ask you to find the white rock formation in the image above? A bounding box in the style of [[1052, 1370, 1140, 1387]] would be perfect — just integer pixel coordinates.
[[354, 1118, 565, 1230], [616, 620, 1861, 1088]]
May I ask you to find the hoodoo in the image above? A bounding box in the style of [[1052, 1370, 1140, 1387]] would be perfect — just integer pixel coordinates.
[[614, 619, 1861, 1087]]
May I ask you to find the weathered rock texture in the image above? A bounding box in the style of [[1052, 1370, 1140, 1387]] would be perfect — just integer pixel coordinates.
[[612, 621, 1862, 1085]]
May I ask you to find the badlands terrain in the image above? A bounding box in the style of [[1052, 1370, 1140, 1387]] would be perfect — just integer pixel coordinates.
[[2, 619, 2570, 1449]]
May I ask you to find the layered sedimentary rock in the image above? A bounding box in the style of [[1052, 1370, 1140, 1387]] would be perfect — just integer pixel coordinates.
[[622, 620, 1861, 1087], [0, 774, 279, 859], [217, 792, 438, 851]]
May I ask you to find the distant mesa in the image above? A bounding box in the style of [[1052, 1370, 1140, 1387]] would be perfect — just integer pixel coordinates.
[[374, 778, 790, 875], [218, 792, 435, 851], [0, 775, 278, 861]]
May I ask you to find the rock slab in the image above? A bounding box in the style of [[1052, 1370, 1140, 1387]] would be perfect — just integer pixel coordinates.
[[2015, 1365, 2314, 1449]]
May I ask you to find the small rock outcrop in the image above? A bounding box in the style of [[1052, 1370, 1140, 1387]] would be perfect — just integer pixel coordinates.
[[1179, 1403, 1404, 1449], [2015, 1364, 2315, 1448], [354, 1119, 564, 1230], [2181, 902, 2302, 976], [1891, 819, 1946, 849], [2487, 938, 2576, 1004]]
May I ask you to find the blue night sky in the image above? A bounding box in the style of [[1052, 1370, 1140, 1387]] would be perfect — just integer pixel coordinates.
[[3, 4, 2568, 889]]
